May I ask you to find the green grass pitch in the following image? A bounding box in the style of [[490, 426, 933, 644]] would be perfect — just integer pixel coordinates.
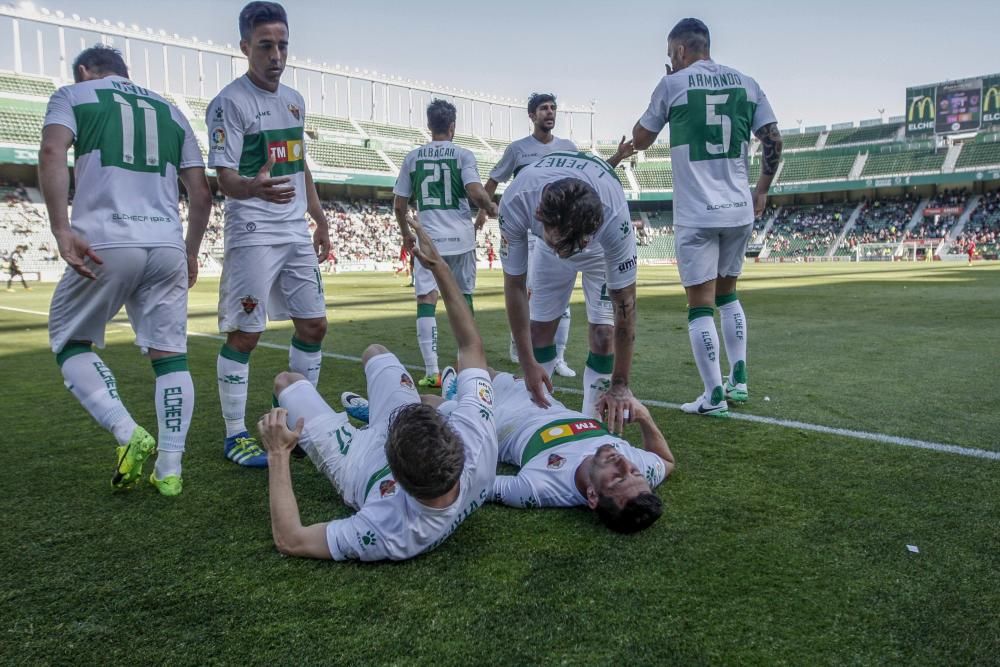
[[1, 261, 998, 664]]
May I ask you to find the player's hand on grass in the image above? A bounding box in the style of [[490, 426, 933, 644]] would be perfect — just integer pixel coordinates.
[[186, 253, 199, 288], [408, 218, 443, 270], [523, 360, 553, 408], [251, 156, 295, 204], [257, 408, 304, 456], [313, 224, 331, 262], [597, 383, 635, 435], [55, 229, 102, 280], [753, 188, 768, 219]]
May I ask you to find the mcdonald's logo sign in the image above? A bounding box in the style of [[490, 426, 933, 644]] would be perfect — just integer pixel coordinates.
[[985, 85, 1000, 124], [907, 93, 935, 133]]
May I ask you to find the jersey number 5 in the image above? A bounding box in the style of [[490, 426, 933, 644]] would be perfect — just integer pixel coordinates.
[[705, 94, 732, 156]]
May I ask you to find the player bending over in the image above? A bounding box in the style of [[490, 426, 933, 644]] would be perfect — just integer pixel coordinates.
[[499, 151, 638, 434], [40, 45, 211, 495], [625, 18, 781, 417], [257, 218, 497, 561]]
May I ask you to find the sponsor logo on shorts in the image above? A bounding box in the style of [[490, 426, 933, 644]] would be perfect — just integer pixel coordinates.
[[618, 255, 637, 273], [240, 295, 259, 314], [287, 103, 301, 120], [245, 222, 257, 232], [499, 235, 509, 259], [547, 454, 566, 470], [400, 373, 414, 390], [379, 479, 397, 498], [476, 380, 493, 406], [211, 127, 225, 151]]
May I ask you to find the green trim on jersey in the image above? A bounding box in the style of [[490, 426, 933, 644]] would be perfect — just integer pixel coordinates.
[[532, 151, 621, 184], [668, 88, 756, 161], [238, 125, 306, 178], [521, 417, 611, 467], [364, 464, 393, 498], [73, 88, 185, 176], [411, 158, 466, 212]]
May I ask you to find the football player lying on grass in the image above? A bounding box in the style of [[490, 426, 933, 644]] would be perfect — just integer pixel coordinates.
[[343, 371, 674, 534], [257, 217, 497, 561]]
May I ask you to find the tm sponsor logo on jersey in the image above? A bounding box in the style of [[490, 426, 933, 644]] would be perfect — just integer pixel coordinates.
[[618, 255, 637, 273], [705, 200, 749, 212], [268, 140, 303, 163]]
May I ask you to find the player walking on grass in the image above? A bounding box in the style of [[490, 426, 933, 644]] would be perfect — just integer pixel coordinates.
[[499, 151, 639, 435], [39, 45, 211, 495], [393, 99, 497, 388], [626, 18, 781, 417], [208, 2, 332, 468], [257, 217, 497, 561], [477, 93, 579, 377], [5, 246, 30, 291]]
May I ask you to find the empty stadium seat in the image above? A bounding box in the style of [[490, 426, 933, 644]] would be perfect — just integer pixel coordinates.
[[861, 149, 945, 176], [0, 72, 55, 97], [307, 140, 392, 171], [778, 151, 855, 182], [825, 123, 901, 146]]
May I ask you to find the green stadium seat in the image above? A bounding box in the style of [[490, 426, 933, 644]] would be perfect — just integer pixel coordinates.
[[633, 163, 673, 190], [954, 142, 1000, 171], [306, 114, 359, 135], [780, 132, 821, 150], [452, 133, 485, 151], [0, 99, 46, 145], [861, 149, 945, 176], [825, 123, 901, 146], [642, 144, 670, 159], [358, 120, 426, 143], [0, 72, 55, 97], [778, 151, 855, 182], [307, 140, 391, 171]]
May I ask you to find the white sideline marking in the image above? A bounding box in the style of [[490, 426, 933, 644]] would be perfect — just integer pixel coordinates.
[[3, 304, 998, 461]]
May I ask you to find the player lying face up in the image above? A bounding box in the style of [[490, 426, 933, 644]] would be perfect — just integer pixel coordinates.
[[256, 219, 498, 561]]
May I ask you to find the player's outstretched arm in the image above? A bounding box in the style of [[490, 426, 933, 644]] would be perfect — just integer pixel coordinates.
[[179, 167, 212, 288], [473, 179, 500, 230], [258, 408, 332, 560], [605, 135, 638, 168], [598, 282, 638, 434], [465, 182, 499, 221], [39, 124, 102, 280], [753, 122, 782, 218], [409, 218, 487, 371]]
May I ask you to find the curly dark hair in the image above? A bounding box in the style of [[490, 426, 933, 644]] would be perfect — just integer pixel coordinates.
[[72, 45, 128, 83], [239, 1, 288, 40], [384, 403, 465, 500], [427, 99, 457, 136], [536, 178, 604, 258], [594, 492, 663, 534], [527, 93, 557, 115]]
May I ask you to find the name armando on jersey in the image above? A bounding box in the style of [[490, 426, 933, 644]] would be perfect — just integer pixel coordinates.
[[688, 72, 742, 88], [417, 145, 457, 159]]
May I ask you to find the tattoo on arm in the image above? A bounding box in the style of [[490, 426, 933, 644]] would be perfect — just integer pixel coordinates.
[[754, 122, 782, 176]]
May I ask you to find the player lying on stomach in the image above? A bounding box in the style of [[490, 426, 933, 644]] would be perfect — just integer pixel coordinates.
[[343, 372, 675, 534], [256, 217, 497, 561]]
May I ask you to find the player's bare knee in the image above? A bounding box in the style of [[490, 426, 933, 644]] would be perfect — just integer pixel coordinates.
[[589, 324, 614, 354], [294, 317, 327, 343], [273, 371, 305, 396], [416, 291, 438, 305], [227, 330, 261, 353], [362, 343, 390, 366], [530, 319, 559, 347]]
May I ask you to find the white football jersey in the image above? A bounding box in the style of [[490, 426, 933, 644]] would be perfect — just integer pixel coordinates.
[[492, 409, 668, 508], [43, 76, 203, 251], [498, 152, 637, 290], [207, 75, 310, 250], [324, 368, 498, 561], [393, 141, 481, 256], [639, 59, 776, 228], [490, 134, 577, 183]]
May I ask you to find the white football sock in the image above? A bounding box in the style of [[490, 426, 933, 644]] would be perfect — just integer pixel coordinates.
[[218, 344, 250, 437], [555, 308, 571, 361], [582, 352, 614, 419], [416, 307, 439, 376], [718, 295, 748, 386], [687, 308, 724, 404], [152, 355, 194, 478], [289, 336, 323, 387], [60, 348, 137, 445]]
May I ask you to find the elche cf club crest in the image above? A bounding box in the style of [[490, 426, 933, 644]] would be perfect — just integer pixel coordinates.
[[547, 454, 566, 470], [288, 103, 301, 120], [400, 373, 414, 389], [240, 295, 259, 314], [379, 479, 397, 498]]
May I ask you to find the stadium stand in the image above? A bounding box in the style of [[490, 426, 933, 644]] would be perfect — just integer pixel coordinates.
[[861, 148, 946, 176], [954, 141, 1000, 171], [0, 72, 55, 97], [452, 133, 486, 151], [185, 97, 209, 119], [0, 101, 46, 145], [633, 163, 673, 190], [358, 120, 426, 143], [780, 132, 821, 151], [766, 203, 854, 257], [778, 151, 855, 182], [837, 195, 918, 255], [953, 190, 1000, 255], [484, 138, 509, 152], [307, 140, 392, 171], [825, 123, 901, 146], [643, 143, 671, 159], [306, 113, 361, 136], [904, 189, 968, 240]]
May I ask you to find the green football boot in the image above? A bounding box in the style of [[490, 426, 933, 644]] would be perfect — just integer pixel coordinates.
[[111, 426, 156, 490]]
